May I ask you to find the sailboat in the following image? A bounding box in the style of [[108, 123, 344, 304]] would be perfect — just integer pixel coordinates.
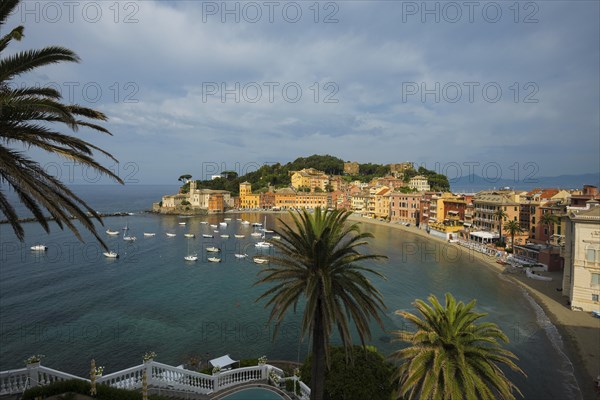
[[123, 222, 136, 241], [262, 216, 274, 234], [103, 251, 119, 258], [184, 240, 198, 261]]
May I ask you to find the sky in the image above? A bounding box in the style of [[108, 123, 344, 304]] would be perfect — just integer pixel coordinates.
[[3, 0, 599, 185]]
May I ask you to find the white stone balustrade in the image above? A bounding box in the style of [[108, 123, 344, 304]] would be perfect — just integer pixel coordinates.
[[1, 361, 311, 398]]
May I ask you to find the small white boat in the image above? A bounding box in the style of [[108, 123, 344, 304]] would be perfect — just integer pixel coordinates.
[[224, 218, 232, 221], [106, 229, 119, 236], [30, 244, 47, 251], [166, 233, 176, 237], [272, 235, 281, 240], [179, 222, 187, 226], [255, 241, 273, 248], [213, 230, 220, 233], [251, 222, 263, 227], [210, 224, 218, 228], [184, 233, 195, 238], [143, 232, 156, 237], [220, 234, 230, 238], [184, 255, 198, 261], [200, 221, 208, 225], [103, 251, 119, 258], [236, 218, 242, 221], [208, 257, 221, 263], [241, 220, 250, 225], [234, 234, 245, 238], [206, 246, 221, 252], [234, 253, 248, 259], [219, 222, 228, 227], [122, 223, 136, 241], [202, 234, 214, 238], [253, 257, 269, 264], [250, 232, 263, 237]]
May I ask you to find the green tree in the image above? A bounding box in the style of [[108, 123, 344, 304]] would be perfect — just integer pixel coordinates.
[[256, 208, 387, 400], [178, 174, 192, 183], [299, 345, 395, 400], [540, 212, 558, 244], [503, 220, 523, 249], [391, 293, 525, 400], [494, 208, 507, 241], [0, 0, 122, 248]]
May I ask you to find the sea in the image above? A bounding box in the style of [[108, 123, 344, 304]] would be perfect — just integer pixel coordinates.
[[0, 184, 582, 400]]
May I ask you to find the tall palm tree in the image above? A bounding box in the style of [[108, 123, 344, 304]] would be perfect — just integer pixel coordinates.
[[494, 208, 507, 242], [391, 293, 525, 400], [256, 208, 387, 400], [503, 220, 524, 249], [540, 212, 557, 245], [0, 0, 122, 248]]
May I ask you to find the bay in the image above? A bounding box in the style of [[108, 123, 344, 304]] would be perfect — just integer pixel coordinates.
[[0, 185, 580, 400]]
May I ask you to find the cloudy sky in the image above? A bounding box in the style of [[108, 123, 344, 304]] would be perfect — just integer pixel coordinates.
[[4, 0, 599, 184]]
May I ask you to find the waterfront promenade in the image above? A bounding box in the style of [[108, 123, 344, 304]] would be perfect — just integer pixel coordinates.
[[347, 214, 600, 400]]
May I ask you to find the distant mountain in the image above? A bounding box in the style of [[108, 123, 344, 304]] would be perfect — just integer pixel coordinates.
[[450, 172, 599, 193]]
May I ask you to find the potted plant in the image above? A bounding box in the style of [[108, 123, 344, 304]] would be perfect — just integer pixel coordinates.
[[268, 370, 280, 386], [143, 351, 156, 363], [24, 354, 44, 367], [212, 366, 221, 375], [95, 366, 105, 376], [257, 355, 267, 366]]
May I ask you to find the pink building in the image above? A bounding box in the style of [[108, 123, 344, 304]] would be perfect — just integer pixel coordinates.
[[390, 192, 423, 225]]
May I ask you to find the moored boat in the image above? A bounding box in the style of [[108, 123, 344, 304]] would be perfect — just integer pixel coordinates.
[[166, 233, 176, 237], [206, 246, 221, 252], [202, 234, 213, 238], [208, 257, 221, 263], [253, 257, 269, 264], [30, 244, 47, 251], [103, 251, 119, 258], [143, 232, 156, 237], [106, 229, 119, 236], [184, 233, 195, 238]]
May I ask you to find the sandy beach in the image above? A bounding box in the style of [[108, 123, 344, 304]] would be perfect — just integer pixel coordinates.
[[348, 215, 600, 399]]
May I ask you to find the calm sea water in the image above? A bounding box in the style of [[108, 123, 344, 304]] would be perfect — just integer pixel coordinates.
[[0, 185, 581, 400]]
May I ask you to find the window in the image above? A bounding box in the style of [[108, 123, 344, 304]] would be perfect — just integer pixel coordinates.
[[586, 247, 600, 263], [592, 273, 600, 285], [593, 294, 599, 302]]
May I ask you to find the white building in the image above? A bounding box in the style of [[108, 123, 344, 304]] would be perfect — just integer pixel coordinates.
[[562, 201, 600, 312], [409, 175, 430, 192]]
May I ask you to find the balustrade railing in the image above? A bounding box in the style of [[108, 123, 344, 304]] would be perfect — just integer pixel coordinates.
[[0, 361, 311, 398]]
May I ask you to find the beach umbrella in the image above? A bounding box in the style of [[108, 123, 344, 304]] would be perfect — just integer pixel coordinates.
[[90, 359, 97, 396], [142, 368, 148, 400]]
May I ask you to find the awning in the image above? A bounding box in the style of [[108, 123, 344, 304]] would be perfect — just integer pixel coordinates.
[[448, 210, 459, 215], [209, 355, 238, 369], [470, 231, 498, 240], [463, 223, 472, 227]]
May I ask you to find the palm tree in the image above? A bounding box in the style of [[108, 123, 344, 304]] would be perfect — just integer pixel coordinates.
[[256, 208, 387, 400], [0, 0, 122, 248], [540, 212, 557, 245], [391, 293, 525, 400], [503, 220, 524, 249], [494, 208, 507, 242]]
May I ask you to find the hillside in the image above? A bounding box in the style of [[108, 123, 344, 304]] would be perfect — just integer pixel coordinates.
[[181, 155, 449, 195]]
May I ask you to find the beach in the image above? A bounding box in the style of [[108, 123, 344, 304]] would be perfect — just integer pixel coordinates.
[[348, 215, 600, 399]]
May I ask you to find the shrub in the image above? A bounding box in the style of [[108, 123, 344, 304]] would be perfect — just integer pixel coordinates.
[[22, 379, 170, 400]]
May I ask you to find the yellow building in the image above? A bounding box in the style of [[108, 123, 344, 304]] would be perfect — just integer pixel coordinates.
[[296, 192, 328, 209], [290, 168, 329, 192], [562, 204, 600, 312], [274, 187, 297, 210], [239, 182, 259, 209], [373, 187, 391, 219]]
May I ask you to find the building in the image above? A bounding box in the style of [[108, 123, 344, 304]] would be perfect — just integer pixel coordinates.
[[472, 190, 520, 235], [561, 203, 600, 312], [343, 161, 359, 175], [239, 182, 260, 209], [290, 168, 330, 192], [409, 175, 430, 192], [389, 162, 414, 174], [373, 187, 391, 219], [390, 192, 422, 225], [161, 181, 233, 212], [274, 187, 297, 210], [296, 192, 329, 210]]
